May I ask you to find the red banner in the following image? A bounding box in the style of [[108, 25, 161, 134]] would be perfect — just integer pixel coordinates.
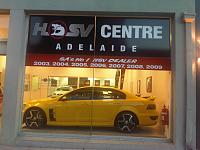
[[26, 54, 171, 70]]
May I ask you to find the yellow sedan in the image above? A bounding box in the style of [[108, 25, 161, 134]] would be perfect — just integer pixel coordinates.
[[23, 87, 158, 132]]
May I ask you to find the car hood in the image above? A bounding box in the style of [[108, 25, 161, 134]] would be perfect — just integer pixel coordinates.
[[24, 96, 60, 105]]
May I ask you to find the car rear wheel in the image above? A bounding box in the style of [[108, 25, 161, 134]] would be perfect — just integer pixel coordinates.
[[24, 107, 47, 129], [115, 112, 138, 133]]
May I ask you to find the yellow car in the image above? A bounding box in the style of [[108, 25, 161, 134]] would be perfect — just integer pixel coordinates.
[[23, 87, 158, 132]]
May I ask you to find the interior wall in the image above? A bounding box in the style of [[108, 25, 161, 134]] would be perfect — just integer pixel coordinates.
[[24, 67, 117, 101], [123, 70, 171, 112], [25, 67, 117, 77]]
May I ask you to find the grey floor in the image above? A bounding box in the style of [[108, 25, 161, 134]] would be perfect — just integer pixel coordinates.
[[22, 123, 166, 138], [0, 112, 166, 138], [0, 116, 169, 150]]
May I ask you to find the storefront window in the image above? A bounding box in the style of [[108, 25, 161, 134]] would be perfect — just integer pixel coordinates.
[[22, 15, 171, 139], [0, 56, 6, 116], [0, 15, 9, 131]]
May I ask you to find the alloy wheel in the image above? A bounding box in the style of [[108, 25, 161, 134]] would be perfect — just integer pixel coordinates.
[[25, 108, 46, 128], [116, 113, 137, 132]]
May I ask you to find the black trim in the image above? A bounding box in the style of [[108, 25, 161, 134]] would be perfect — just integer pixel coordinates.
[[49, 108, 56, 121]]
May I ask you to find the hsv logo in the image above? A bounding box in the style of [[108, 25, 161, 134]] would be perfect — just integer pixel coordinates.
[[48, 20, 67, 39], [32, 22, 94, 38], [51, 24, 65, 36]]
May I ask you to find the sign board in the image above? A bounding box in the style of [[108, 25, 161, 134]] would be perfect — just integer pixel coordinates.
[[26, 15, 171, 70]]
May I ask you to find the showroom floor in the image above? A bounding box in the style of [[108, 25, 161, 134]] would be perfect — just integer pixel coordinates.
[[0, 117, 168, 149], [0, 114, 166, 138], [23, 124, 166, 138]]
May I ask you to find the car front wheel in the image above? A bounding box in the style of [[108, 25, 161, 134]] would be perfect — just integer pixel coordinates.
[[24, 107, 47, 129], [115, 112, 138, 133]]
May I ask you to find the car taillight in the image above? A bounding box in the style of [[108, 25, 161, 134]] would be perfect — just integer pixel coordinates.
[[147, 104, 156, 110]]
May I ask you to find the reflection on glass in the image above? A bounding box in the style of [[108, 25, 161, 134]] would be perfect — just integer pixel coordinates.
[[47, 76, 77, 97]]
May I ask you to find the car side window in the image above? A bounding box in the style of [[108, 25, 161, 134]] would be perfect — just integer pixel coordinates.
[[65, 89, 92, 100], [94, 88, 126, 100]]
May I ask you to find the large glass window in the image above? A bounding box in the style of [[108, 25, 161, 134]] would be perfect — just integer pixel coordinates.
[[22, 15, 171, 139], [0, 14, 9, 131], [0, 56, 6, 116], [22, 66, 171, 138]]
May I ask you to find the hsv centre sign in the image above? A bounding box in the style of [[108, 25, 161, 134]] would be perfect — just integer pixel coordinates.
[[26, 15, 171, 70]]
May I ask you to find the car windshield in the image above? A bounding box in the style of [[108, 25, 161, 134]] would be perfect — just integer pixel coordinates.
[[57, 87, 71, 91]]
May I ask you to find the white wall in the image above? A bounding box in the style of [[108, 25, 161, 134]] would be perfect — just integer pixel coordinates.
[[123, 70, 171, 112]]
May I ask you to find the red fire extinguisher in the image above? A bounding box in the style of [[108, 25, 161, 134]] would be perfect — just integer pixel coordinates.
[[161, 105, 169, 125]]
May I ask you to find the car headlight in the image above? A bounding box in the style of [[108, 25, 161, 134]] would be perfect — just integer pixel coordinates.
[[147, 104, 156, 110]]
